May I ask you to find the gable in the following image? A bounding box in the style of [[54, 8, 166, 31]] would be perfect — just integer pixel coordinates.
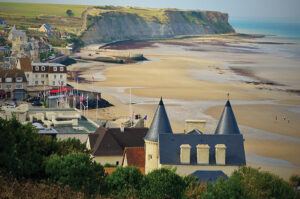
[[159, 134, 246, 166]]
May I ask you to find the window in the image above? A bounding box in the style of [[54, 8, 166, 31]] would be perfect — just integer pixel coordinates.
[[148, 154, 152, 160], [46, 74, 48, 78], [0, 85, 2, 89], [35, 66, 39, 71], [16, 77, 22, 82], [41, 81, 44, 85], [54, 75, 56, 79], [5, 78, 12, 82], [41, 74, 44, 78], [60, 74, 63, 79], [61, 81, 64, 86], [16, 84, 22, 89], [53, 67, 57, 71], [60, 67, 64, 71], [26, 74, 29, 78], [52, 81, 55, 86], [6, 84, 11, 90], [35, 74, 39, 78], [116, 161, 119, 166], [0, 78, 2, 82], [35, 81, 38, 85], [41, 66, 45, 71]]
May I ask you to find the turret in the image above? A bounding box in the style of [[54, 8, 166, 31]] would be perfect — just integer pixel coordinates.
[[144, 97, 173, 173], [215, 100, 240, 135]]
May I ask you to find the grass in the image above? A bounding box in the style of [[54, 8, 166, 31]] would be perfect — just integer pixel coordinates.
[[0, 2, 88, 33]]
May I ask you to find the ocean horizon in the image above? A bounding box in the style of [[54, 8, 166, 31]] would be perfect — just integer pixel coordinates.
[[230, 18, 300, 41]]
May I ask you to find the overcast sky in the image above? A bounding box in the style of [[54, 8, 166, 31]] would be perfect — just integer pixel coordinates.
[[1, 0, 300, 20]]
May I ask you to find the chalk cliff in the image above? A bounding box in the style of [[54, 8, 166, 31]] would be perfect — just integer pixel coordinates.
[[81, 7, 235, 44]]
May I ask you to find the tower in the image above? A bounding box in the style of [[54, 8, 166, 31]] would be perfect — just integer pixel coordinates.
[[144, 97, 173, 173], [215, 100, 240, 135]]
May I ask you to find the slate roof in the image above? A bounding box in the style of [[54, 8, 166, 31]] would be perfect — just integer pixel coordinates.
[[215, 100, 241, 135], [122, 147, 145, 168], [187, 129, 203, 135], [144, 98, 173, 142], [190, 170, 228, 183], [89, 127, 148, 156], [0, 69, 27, 83], [159, 133, 246, 166]]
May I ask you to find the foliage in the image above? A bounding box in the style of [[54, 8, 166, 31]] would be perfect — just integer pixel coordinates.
[[104, 166, 143, 197], [0, 118, 88, 180], [289, 174, 300, 188], [202, 167, 295, 199], [140, 168, 187, 199], [66, 9, 74, 17], [0, 173, 88, 199], [104, 163, 118, 168], [184, 175, 206, 199]]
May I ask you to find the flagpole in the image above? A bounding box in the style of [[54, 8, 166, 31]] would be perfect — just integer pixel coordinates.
[[87, 94, 88, 117], [96, 94, 98, 121], [129, 87, 132, 125]]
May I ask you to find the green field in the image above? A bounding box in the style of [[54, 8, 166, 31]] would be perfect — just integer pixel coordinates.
[[0, 2, 88, 33]]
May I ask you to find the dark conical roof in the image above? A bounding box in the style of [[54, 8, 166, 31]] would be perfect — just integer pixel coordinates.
[[144, 98, 173, 142], [215, 100, 241, 135]]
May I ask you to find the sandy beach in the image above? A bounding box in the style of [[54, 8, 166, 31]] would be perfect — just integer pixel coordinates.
[[68, 34, 300, 180]]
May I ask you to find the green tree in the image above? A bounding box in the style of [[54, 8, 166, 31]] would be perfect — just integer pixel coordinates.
[[66, 9, 74, 17], [104, 166, 143, 197], [202, 167, 295, 199], [140, 168, 187, 199], [46, 153, 105, 194]]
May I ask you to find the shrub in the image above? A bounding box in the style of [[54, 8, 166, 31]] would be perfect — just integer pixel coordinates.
[[46, 153, 105, 194], [140, 168, 187, 199], [104, 166, 143, 197]]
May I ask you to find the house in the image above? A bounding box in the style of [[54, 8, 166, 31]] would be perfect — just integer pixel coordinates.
[[39, 23, 54, 33], [0, 46, 10, 55], [0, 19, 7, 27], [86, 127, 148, 166], [122, 147, 145, 174], [60, 31, 71, 39], [144, 98, 246, 182], [0, 69, 27, 99]]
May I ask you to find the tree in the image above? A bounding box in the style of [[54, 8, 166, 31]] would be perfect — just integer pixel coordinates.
[[202, 167, 295, 199], [104, 166, 143, 197], [140, 168, 187, 199], [46, 153, 105, 194], [66, 9, 74, 17]]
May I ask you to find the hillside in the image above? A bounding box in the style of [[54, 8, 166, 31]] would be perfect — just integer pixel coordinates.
[[0, 2, 87, 33], [0, 2, 235, 44], [81, 6, 235, 44]]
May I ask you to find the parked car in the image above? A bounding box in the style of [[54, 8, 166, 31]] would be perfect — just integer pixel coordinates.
[[32, 101, 43, 106], [5, 101, 17, 108], [27, 97, 40, 103]]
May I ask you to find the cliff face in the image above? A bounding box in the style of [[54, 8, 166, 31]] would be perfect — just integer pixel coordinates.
[[81, 9, 235, 44]]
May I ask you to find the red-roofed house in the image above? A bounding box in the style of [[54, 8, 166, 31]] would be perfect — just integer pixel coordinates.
[[122, 147, 145, 174]]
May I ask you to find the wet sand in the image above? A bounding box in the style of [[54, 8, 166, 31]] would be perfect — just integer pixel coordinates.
[[69, 34, 300, 180]]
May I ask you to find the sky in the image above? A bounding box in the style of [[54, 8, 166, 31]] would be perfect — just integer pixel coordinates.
[[1, 0, 300, 21]]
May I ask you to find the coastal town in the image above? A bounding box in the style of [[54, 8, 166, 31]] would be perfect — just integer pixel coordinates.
[[0, 1, 299, 198]]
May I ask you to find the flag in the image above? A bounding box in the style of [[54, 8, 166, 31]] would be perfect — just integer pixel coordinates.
[[80, 93, 83, 102], [132, 111, 135, 118], [86, 94, 89, 100], [92, 76, 95, 81], [144, 115, 147, 120], [73, 96, 76, 102], [97, 94, 99, 101]]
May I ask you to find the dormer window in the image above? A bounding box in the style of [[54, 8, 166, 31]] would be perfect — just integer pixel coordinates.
[[0, 78, 2, 82], [53, 67, 57, 71], [41, 66, 45, 71], [5, 77, 12, 82], [16, 77, 22, 82], [60, 67, 64, 71], [35, 66, 39, 71]]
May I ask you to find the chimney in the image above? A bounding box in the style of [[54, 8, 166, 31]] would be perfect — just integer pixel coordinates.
[[120, 126, 124, 133], [196, 144, 210, 164], [185, 120, 206, 133], [215, 144, 226, 165], [180, 144, 191, 164]]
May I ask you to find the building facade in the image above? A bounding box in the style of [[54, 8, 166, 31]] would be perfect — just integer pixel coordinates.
[[0, 69, 27, 99]]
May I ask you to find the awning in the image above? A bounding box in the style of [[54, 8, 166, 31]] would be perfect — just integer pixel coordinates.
[[50, 88, 70, 94], [0, 91, 5, 95]]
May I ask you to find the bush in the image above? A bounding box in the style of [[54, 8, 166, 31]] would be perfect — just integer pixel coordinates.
[[104, 166, 143, 197], [140, 168, 187, 199], [46, 153, 105, 194], [202, 167, 295, 199]]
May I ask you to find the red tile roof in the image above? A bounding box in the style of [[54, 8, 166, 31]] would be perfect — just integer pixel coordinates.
[[18, 58, 32, 72], [122, 147, 145, 174], [104, 167, 117, 175]]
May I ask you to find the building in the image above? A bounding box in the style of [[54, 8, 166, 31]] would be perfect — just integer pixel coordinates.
[[17, 61, 67, 87], [122, 147, 145, 174], [86, 127, 148, 166], [144, 98, 246, 182], [0, 69, 27, 99], [0, 19, 7, 27], [39, 23, 54, 33]]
